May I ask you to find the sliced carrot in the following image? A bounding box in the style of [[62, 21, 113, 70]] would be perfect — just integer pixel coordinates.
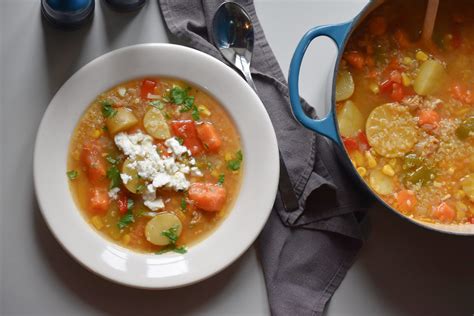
[[81, 141, 107, 183], [196, 122, 222, 153], [418, 109, 440, 127], [344, 51, 365, 69], [170, 120, 204, 156], [89, 186, 110, 214], [188, 183, 227, 212], [117, 190, 128, 214], [432, 202, 455, 223], [369, 16, 387, 36], [396, 190, 417, 213]]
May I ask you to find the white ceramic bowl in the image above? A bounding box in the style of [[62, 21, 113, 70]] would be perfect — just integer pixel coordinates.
[[34, 43, 279, 288]]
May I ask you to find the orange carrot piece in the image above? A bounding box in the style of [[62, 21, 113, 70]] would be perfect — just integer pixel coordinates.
[[396, 190, 417, 213], [81, 141, 107, 183], [188, 183, 227, 212], [432, 202, 455, 223], [196, 122, 222, 153]]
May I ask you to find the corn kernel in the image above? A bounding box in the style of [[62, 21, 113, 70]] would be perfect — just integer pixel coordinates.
[[416, 50, 428, 61], [357, 167, 367, 177], [454, 190, 466, 199], [401, 72, 412, 87], [365, 151, 377, 168], [122, 234, 131, 245], [91, 129, 102, 138], [382, 164, 395, 177], [91, 216, 104, 230], [402, 56, 413, 65], [369, 83, 380, 94], [224, 153, 233, 161], [198, 105, 211, 116], [352, 151, 365, 167]]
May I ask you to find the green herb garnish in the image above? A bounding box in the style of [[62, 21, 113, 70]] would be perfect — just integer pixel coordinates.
[[191, 105, 200, 121], [101, 100, 117, 118], [155, 245, 188, 255], [117, 199, 135, 229], [173, 246, 187, 254], [107, 166, 121, 189], [66, 170, 78, 180], [217, 174, 225, 186], [161, 225, 180, 245], [180, 198, 187, 212], [149, 100, 164, 110], [170, 86, 189, 105], [227, 150, 243, 171], [176, 137, 184, 145]]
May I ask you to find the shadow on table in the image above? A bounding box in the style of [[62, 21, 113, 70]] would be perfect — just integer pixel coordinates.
[[356, 207, 474, 315], [32, 202, 240, 315]]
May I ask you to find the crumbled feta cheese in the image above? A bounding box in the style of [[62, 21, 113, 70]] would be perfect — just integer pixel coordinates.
[[108, 187, 120, 200], [144, 198, 165, 211], [120, 173, 132, 184], [165, 137, 188, 156], [191, 167, 203, 177], [117, 87, 127, 97]]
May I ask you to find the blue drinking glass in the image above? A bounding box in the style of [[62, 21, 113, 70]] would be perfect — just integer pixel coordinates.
[[41, 0, 95, 29]]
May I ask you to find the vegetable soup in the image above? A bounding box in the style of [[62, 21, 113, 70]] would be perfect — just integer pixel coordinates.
[[67, 78, 243, 254], [337, 0, 474, 224]]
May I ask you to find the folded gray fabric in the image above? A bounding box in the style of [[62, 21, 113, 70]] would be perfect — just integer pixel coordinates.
[[158, 0, 370, 314]]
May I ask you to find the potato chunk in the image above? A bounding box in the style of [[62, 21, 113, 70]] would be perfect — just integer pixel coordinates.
[[106, 107, 138, 135], [337, 100, 364, 138], [366, 103, 418, 158], [414, 60, 446, 96], [143, 108, 171, 140], [145, 213, 182, 246], [121, 158, 146, 194], [336, 70, 355, 102], [369, 169, 394, 196]]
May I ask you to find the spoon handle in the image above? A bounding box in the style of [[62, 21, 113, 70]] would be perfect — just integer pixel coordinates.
[[236, 55, 258, 92]]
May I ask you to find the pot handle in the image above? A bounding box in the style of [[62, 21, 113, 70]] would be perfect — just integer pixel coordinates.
[[288, 22, 352, 145]]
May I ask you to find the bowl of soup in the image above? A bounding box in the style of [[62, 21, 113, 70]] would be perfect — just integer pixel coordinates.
[[289, 0, 474, 235], [34, 43, 279, 288]]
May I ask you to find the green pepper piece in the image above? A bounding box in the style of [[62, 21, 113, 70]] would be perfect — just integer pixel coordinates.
[[455, 117, 474, 140]]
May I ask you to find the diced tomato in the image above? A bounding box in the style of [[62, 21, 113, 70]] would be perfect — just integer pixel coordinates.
[[418, 109, 440, 127], [389, 70, 402, 84], [390, 83, 405, 102], [344, 51, 365, 69], [467, 216, 474, 224], [369, 16, 387, 36], [379, 79, 393, 93], [396, 190, 417, 213], [117, 190, 128, 214], [81, 141, 107, 183], [196, 122, 222, 153], [432, 202, 456, 223], [170, 120, 204, 155], [357, 131, 370, 151], [188, 183, 227, 212], [89, 186, 110, 214], [450, 83, 473, 104], [140, 79, 157, 99], [342, 137, 359, 152]]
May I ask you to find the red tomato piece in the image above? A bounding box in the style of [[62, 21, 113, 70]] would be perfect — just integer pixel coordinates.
[[188, 183, 227, 212], [170, 120, 204, 155], [467, 217, 474, 224], [89, 186, 110, 214], [357, 131, 371, 151], [195, 122, 222, 153], [390, 83, 405, 102], [140, 79, 157, 99], [432, 202, 456, 223], [342, 137, 359, 152]]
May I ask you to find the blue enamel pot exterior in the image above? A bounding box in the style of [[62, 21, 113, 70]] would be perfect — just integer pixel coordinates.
[[288, 1, 474, 235]]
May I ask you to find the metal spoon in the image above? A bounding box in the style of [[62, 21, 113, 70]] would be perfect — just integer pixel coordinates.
[[212, 1, 299, 212]]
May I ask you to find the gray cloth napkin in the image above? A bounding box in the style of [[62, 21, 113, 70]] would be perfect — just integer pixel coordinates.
[[158, 0, 370, 315]]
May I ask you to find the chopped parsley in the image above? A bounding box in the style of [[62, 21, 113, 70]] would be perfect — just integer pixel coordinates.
[[191, 105, 200, 121], [106, 165, 121, 189], [173, 246, 187, 254], [117, 198, 135, 229], [66, 170, 78, 180], [155, 245, 188, 255], [176, 137, 184, 145], [170, 86, 190, 105], [180, 198, 187, 212], [101, 100, 117, 118], [217, 174, 225, 186], [161, 224, 180, 245], [149, 100, 164, 110], [227, 150, 243, 171], [105, 154, 118, 165]]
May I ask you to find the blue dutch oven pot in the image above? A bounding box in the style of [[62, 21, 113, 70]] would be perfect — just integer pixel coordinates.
[[288, 1, 474, 236]]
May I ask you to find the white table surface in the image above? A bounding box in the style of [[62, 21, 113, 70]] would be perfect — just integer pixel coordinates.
[[1, 1, 474, 315]]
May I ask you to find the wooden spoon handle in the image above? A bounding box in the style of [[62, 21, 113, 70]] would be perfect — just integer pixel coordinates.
[[422, 0, 440, 45]]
